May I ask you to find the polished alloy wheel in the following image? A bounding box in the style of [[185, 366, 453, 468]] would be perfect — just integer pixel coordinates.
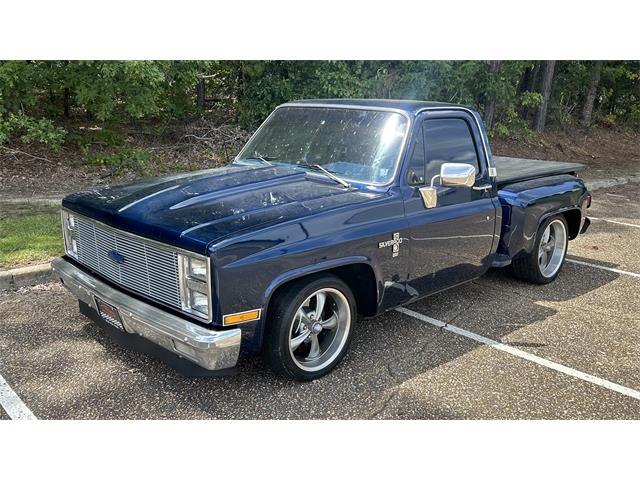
[[538, 219, 567, 278], [288, 287, 351, 372]]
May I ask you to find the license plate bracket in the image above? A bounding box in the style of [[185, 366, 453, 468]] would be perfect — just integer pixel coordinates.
[[94, 297, 125, 331]]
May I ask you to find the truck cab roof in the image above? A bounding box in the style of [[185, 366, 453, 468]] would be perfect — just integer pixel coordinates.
[[281, 99, 477, 117]]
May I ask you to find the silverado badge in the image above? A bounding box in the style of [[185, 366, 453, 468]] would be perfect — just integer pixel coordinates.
[[378, 232, 403, 258]]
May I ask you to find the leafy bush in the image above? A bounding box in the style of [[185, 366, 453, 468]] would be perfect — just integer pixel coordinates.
[[0, 112, 66, 149], [69, 128, 127, 150], [85, 147, 151, 173], [520, 91, 543, 108]]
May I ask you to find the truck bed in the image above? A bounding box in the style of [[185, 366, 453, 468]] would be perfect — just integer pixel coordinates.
[[494, 156, 586, 188]]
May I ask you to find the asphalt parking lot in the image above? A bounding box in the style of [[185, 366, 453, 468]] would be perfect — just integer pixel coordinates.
[[1, 183, 639, 419]]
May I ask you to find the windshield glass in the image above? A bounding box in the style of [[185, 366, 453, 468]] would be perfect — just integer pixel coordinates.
[[236, 107, 409, 185]]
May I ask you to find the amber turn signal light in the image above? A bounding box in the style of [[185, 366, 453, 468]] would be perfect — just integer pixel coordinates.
[[223, 309, 261, 325]]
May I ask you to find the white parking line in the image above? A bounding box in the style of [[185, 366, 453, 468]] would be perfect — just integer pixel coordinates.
[[396, 307, 640, 401], [0, 372, 37, 420], [590, 217, 640, 229], [566, 259, 640, 278]]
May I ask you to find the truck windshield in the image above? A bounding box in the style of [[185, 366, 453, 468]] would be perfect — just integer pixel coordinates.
[[236, 106, 409, 185]]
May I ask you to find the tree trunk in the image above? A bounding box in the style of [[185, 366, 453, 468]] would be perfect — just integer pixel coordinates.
[[581, 61, 603, 128], [530, 61, 542, 92], [483, 60, 502, 131], [520, 62, 540, 124], [196, 75, 205, 110], [535, 60, 556, 133], [63, 87, 70, 118]]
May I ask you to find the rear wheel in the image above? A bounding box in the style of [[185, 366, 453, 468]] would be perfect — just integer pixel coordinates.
[[512, 215, 568, 284], [263, 274, 356, 381]]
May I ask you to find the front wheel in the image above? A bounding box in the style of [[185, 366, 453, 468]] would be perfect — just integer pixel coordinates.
[[263, 274, 356, 381], [512, 215, 569, 284]]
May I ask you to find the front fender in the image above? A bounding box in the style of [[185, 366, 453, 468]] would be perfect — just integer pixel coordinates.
[[261, 255, 381, 308]]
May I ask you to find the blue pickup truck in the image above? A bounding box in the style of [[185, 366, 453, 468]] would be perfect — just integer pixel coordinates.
[[52, 99, 591, 380]]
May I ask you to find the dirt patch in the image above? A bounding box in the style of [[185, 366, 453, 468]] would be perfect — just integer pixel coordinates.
[[0, 144, 97, 199], [0, 119, 251, 200], [491, 127, 640, 181]]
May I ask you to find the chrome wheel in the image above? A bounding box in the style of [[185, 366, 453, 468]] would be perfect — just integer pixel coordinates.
[[538, 219, 567, 278], [288, 287, 351, 372]]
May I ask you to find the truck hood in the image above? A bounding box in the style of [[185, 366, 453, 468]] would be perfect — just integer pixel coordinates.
[[62, 164, 383, 254]]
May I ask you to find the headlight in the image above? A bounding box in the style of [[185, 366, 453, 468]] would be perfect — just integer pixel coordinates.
[[178, 253, 211, 322], [61, 210, 78, 258]]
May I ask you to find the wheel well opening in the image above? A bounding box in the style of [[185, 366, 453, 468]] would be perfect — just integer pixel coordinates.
[[327, 264, 378, 317], [268, 263, 378, 319], [562, 209, 582, 240]]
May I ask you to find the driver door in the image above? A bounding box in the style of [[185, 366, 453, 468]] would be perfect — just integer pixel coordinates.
[[403, 111, 498, 296]]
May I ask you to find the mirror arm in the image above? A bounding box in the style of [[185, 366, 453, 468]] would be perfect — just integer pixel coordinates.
[[429, 174, 440, 188]]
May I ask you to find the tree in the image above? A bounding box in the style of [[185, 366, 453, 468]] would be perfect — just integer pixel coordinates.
[[483, 60, 502, 131], [581, 61, 603, 128], [535, 60, 556, 132], [1, 60, 639, 150]]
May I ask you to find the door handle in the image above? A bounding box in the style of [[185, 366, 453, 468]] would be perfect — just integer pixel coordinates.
[[472, 183, 492, 191]]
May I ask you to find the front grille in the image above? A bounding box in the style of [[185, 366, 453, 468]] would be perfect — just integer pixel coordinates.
[[72, 216, 182, 310]]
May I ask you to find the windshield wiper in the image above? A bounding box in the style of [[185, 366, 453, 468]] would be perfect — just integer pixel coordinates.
[[241, 153, 278, 166], [254, 154, 275, 166], [293, 158, 351, 189], [310, 164, 351, 189]]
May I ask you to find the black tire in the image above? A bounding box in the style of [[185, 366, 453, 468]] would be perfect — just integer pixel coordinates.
[[512, 215, 569, 284], [263, 274, 357, 381]]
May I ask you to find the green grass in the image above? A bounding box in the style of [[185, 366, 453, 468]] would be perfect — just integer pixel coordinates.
[[0, 213, 63, 269]]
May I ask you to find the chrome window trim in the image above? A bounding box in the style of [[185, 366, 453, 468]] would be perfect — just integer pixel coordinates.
[[62, 207, 213, 323], [234, 103, 413, 188], [415, 106, 495, 178]]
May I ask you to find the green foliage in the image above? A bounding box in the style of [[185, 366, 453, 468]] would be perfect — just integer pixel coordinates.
[[0, 60, 217, 126], [234, 61, 372, 126], [0, 112, 66, 149], [0, 60, 638, 151], [69, 128, 127, 150], [520, 91, 543, 108], [84, 147, 151, 173]]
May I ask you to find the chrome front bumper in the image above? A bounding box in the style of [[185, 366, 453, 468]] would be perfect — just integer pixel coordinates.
[[51, 257, 241, 371]]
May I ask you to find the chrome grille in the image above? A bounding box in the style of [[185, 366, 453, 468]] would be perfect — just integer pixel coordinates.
[[72, 216, 181, 310]]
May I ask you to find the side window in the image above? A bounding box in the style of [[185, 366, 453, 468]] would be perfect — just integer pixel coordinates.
[[406, 124, 425, 185], [423, 118, 480, 182]]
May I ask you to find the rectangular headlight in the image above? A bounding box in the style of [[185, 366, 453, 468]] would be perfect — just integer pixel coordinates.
[[61, 210, 78, 258], [178, 253, 212, 322]]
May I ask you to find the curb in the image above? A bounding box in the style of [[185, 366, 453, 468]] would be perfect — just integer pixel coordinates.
[[0, 197, 63, 206], [0, 263, 55, 290]]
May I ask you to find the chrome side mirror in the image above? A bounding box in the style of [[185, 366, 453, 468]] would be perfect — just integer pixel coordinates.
[[439, 163, 476, 188], [418, 163, 476, 209]]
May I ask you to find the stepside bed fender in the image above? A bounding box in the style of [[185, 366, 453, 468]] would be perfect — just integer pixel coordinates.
[[497, 174, 588, 259]]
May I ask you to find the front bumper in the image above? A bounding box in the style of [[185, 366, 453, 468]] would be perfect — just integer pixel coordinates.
[[51, 257, 241, 372]]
